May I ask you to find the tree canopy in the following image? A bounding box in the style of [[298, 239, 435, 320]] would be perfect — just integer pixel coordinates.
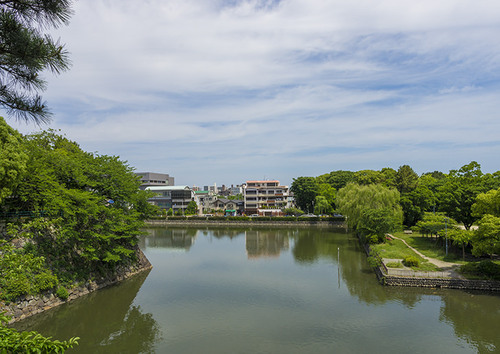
[[0, 0, 72, 123]]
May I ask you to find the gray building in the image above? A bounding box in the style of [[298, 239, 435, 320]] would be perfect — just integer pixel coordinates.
[[136, 172, 174, 190], [145, 186, 195, 214]]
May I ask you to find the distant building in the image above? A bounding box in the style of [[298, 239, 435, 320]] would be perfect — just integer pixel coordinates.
[[242, 180, 291, 216], [135, 172, 174, 190], [145, 186, 195, 214]]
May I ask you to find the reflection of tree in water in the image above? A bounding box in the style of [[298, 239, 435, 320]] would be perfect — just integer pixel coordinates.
[[98, 305, 161, 353], [291, 229, 425, 307], [13, 270, 161, 353], [440, 292, 500, 353]]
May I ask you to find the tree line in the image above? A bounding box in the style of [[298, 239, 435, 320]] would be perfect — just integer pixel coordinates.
[[291, 163, 500, 256]]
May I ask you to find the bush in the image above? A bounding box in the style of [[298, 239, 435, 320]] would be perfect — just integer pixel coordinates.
[[56, 286, 69, 300], [402, 256, 420, 267], [459, 260, 500, 280]]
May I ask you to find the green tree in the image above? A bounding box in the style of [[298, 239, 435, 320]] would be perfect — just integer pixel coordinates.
[[185, 200, 198, 215], [0, 0, 72, 123], [448, 229, 473, 261], [472, 188, 500, 218], [336, 183, 402, 241], [318, 170, 355, 190], [0, 117, 27, 204], [395, 165, 418, 194], [400, 184, 436, 227], [353, 170, 383, 185], [472, 214, 500, 257], [317, 182, 336, 211], [4, 130, 154, 278], [414, 212, 456, 237], [313, 195, 332, 215], [290, 177, 318, 212], [437, 162, 487, 230]]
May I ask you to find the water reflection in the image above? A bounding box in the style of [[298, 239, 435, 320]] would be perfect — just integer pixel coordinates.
[[245, 229, 290, 259], [14, 227, 500, 354], [13, 270, 161, 353]]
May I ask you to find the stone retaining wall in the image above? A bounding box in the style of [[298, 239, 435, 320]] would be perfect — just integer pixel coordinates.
[[146, 219, 347, 228], [381, 273, 500, 291], [0, 247, 152, 324]]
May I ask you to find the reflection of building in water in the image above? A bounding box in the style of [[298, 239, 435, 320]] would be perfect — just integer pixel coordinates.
[[245, 230, 289, 259], [144, 228, 196, 251]]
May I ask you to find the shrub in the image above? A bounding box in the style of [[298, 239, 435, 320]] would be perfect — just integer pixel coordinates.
[[56, 286, 69, 300], [459, 260, 500, 280], [402, 256, 420, 267]]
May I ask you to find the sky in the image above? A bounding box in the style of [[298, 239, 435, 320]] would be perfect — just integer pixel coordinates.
[[6, 0, 500, 187]]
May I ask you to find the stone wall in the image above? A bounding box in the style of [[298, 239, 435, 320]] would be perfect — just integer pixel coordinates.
[[0, 247, 152, 324], [146, 219, 347, 228], [381, 274, 500, 291]]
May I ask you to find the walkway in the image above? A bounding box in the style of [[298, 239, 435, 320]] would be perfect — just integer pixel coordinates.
[[386, 234, 464, 279]]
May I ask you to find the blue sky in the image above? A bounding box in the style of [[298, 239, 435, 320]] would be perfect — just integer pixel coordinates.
[[6, 0, 500, 187]]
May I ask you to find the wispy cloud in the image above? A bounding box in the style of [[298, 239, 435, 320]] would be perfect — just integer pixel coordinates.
[[7, 0, 500, 186]]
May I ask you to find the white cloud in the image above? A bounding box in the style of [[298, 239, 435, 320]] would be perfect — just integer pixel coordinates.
[[6, 0, 500, 186]]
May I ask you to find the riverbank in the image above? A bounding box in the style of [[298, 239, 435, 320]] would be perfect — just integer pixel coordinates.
[[0, 247, 152, 324], [360, 235, 500, 291], [146, 218, 347, 228]]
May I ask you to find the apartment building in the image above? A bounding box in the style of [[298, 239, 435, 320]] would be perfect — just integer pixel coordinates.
[[242, 180, 290, 216]]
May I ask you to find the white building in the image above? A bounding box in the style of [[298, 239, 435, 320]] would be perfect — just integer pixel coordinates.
[[242, 180, 291, 216]]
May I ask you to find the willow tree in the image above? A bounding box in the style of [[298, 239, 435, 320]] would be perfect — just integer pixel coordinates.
[[336, 183, 402, 242], [0, 0, 72, 123]]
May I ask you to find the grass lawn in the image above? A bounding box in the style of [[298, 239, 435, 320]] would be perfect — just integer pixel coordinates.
[[392, 231, 468, 264], [371, 238, 440, 271]]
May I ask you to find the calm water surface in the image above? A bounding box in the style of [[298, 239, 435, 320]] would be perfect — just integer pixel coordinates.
[[14, 227, 500, 353]]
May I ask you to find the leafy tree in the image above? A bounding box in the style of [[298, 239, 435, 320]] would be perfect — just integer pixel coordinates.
[[4, 130, 154, 279], [414, 212, 456, 237], [357, 207, 402, 243], [290, 177, 318, 212], [472, 214, 500, 257], [282, 207, 303, 216], [313, 196, 332, 215], [395, 165, 418, 194], [0, 0, 72, 123], [400, 184, 436, 227], [353, 170, 383, 185], [0, 117, 27, 204], [448, 229, 473, 261], [317, 182, 336, 210], [336, 183, 402, 240], [318, 170, 355, 190], [472, 188, 500, 218], [437, 162, 487, 230], [185, 200, 198, 215]]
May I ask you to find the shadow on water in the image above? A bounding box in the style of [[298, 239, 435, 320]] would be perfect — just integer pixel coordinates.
[[12, 270, 161, 353]]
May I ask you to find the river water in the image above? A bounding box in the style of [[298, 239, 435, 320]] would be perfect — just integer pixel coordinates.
[[13, 226, 500, 353]]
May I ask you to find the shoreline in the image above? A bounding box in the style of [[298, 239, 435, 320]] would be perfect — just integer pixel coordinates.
[[1, 247, 152, 324], [145, 218, 348, 228]]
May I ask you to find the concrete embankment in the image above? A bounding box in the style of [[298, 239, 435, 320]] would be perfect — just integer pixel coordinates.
[[360, 235, 500, 291], [1, 247, 152, 324]]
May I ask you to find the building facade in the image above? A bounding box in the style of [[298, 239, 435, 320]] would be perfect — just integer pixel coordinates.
[[146, 186, 195, 214], [136, 172, 174, 190], [242, 180, 290, 216]]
